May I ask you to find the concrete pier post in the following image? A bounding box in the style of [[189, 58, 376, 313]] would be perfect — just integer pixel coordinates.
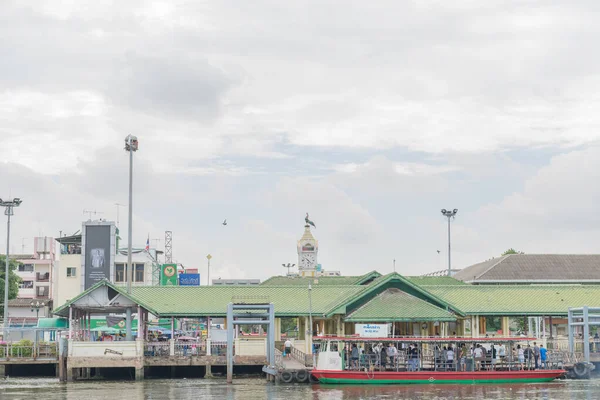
[[0, 364, 5, 377], [135, 367, 144, 381], [204, 363, 213, 378]]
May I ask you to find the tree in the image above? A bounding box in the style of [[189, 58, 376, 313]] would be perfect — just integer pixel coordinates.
[[0, 255, 21, 316], [502, 248, 524, 256]]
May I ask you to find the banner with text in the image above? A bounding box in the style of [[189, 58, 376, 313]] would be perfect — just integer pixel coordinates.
[[179, 273, 200, 286], [355, 323, 389, 337]]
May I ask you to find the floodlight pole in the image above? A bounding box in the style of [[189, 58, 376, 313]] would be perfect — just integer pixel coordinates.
[[441, 209, 458, 277], [1, 198, 22, 340]]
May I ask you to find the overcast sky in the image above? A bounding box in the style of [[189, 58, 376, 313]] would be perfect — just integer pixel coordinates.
[[2, 1, 600, 281]]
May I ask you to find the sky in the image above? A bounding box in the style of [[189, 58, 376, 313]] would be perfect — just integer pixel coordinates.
[[2, 1, 600, 281]]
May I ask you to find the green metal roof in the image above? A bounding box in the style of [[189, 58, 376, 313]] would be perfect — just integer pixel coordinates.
[[405, 276, 467, 286], [260, 271, 381, 286], [129, 285, 364, 317], [425, 284, 600, 316], [345, 288, 456, 322], [325, 272, 465, 318]]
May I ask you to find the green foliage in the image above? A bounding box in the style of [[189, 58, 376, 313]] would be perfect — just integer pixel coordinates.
[[502, 248, 524, 256], [280, 318, 298, 334], [0, 255, 21, 315], [10, 339, 33, 357]]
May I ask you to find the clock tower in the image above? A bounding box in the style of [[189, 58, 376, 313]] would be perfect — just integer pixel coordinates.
[[297, 222, 318, 277]]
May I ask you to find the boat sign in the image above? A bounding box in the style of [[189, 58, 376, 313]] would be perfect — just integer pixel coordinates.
[[355, 323, 389, 337]]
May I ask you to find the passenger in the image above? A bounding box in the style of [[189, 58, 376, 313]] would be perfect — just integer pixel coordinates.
[[446, 345, 455, 370], [350, 343, 359, 370], [517, 345, 525, 370], [525, 344, 533, 370], [410, 343, 420, 371], [497, 343, 506, 365], [387, 343, 398, 369], [539, 344, 547, 369], [490, 345, 497, 370], [473, 344, 484, 371], [459, 343, 467, 372], [533, 342, 540, 369]]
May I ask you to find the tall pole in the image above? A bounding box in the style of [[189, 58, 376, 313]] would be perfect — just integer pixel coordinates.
[[127, 145, 133, 294], [447, 216, 451, 277], [308, 283, 315, 366], [206, 254, 212, 286], [3, 210, 11, 339], [441, 209, 458, 277]]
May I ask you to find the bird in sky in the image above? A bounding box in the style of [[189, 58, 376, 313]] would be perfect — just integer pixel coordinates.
[[222, 219, 227, 226], [437, 250, 441, 254]]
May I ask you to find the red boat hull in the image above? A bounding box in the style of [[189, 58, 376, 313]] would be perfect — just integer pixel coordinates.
[[311, 369, 565, 385]]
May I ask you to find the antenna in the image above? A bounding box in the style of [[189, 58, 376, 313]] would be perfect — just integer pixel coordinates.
[[83, 209, 104, 219], [165, 231, 172, 263]]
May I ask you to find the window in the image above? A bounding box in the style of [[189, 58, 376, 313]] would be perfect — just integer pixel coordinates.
[[67, 267, 77, 277], [135, 263, 145, 282], [19, 280, 34, 289], [37, 286, 49, 298], [18, 264, 34, 272], [115, 263, 125, 282]]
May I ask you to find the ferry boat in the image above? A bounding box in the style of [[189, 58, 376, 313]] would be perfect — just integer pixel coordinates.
[[311, 336, 565, 385]]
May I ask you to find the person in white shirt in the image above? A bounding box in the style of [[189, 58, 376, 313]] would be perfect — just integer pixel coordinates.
[[284, 339, 292, 358], [446, 347, 455, 370], [473, 344, 484, 371]]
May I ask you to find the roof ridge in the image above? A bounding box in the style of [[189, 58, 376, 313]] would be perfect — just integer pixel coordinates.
[[473, 255, 509, 280]]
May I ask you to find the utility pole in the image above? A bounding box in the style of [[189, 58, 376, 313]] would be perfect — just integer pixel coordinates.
[[206, 254, 212, 286], [282, 263, 295, 276], [440, 209, 458, 277], [1, 197, 22, 340]]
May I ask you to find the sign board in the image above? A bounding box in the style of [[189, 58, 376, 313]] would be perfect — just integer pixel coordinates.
[[84, 225, 111, 289], [179, 273, 200, 286], [355, 323, 389, 337], [161, 264, 178, 286]]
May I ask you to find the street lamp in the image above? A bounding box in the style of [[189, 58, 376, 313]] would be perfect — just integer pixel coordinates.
[[282, 263, 295, 276], [30, 300, 45, 319], [124, 135, 138, 295], [1, 197, 22, 340], [440, 208, 458, 277], [308, 282, 314, 365], [206, 254, 212, 286]]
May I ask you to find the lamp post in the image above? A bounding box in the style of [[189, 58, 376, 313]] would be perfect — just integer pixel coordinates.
[[1, 197, 22, 340], [30, 300, 45, 319], [308, 282, 314, 365], [206, 254, 212, 286], [124, 135, 138, 294], [282, 263, 295, 276], [440, 208, 458, 277]]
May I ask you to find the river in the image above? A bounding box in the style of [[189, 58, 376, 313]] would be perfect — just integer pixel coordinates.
[[1, 377, 599, 399]]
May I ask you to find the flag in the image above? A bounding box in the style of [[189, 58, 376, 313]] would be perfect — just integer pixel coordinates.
[[145, 235, 150, 251]]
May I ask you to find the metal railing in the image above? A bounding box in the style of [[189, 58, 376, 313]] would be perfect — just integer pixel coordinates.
[[290, 346, 312, 367], [144, 342, 170, 357], [274, 348, 284, 369], [174, 341, 206, 356], [0, 342, 58, 360], [210, 341, 230, 356]]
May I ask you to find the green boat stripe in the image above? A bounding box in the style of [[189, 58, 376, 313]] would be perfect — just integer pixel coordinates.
[[317, 378, 556, 385]]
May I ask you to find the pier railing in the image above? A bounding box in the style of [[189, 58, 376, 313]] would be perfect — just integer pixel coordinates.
[[290, 345, 312, 367], [0, 342, 58, 361]]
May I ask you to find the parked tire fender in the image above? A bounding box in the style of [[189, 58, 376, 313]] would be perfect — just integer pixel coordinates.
[[295, 369, 308, 383], [281, 371, 294, 383], [309, 372, 319, 383], [573, 363, 588, 378]]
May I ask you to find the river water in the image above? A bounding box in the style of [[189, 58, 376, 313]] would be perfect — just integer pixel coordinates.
[[1, 377, 599, 399]]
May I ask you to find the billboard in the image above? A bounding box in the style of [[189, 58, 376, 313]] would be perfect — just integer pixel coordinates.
[[179, 273, 200, 286], [84, 225, 111, 289], [161, 264, 178, 286]]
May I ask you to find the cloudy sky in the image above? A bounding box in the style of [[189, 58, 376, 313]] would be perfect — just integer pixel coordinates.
[[2, 1, 600, 281]]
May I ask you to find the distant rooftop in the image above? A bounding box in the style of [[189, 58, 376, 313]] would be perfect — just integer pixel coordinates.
[[454, 254, 600, 283]]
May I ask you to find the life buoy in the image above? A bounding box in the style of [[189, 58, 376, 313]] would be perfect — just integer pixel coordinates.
[[281, 371, 294, 383], [295, 369, 308, 383], [309, 372, 319, 383], [573, 363, 588, 379]]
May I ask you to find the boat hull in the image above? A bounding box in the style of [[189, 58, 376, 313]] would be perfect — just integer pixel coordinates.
[[311, 369, 565, 385]]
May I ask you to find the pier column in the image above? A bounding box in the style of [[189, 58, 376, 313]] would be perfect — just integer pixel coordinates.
[[135, 367, 144, 381], [0, 364, 5, 377], [502, 317, 510, 336], [274, 318, 281, 341], [204, 363, 213, 378]]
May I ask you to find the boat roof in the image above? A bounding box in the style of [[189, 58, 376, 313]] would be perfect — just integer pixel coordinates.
[[312, 336, 538, 342]]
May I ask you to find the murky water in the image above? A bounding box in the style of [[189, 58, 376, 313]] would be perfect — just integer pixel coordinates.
[[1, 377, 599, 399]]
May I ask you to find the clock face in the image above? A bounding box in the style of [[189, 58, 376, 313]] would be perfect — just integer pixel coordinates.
[[301, 253, 316, 267]]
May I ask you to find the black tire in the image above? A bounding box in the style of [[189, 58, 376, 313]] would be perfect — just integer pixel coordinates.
[[295, 369, 308, 383], [573, 363, 588, 379], [309, 372, 319, 383], [281, 370, 294, 383]]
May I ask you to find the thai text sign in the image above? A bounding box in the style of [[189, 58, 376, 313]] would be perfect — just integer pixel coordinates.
[[355, 323, 389, 337], [179, 273, 200, 286]]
